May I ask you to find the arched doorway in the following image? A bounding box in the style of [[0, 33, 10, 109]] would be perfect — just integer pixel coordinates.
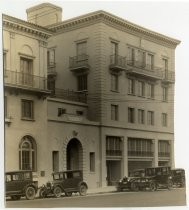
[[66, 138, 83, 170]]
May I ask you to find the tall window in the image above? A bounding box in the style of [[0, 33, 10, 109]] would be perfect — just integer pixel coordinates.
[[162, 86, 168, 102], [162, 58, 168, 70], [137, 50, 145, 66], [89, 152, 95, 172], [111, 74, 118, 92], [20, 57, 33, 86], [128, 107, 135, 123], [147, 111, 154, 125], [147, 54, 154, 70], [127, 47, 135, 63], [128, 78, 135, 95], [77, 41, 87, 56], [47, 49, 55, 66], [111, 104, 118, 121], [147, 83, 154, 99], [21, 99, 34, 120], [158, 140, 170, 157], [52, 151, 59, 172], [138, 109, 145, 124], [77, 74, 87, 91], [111, 41, 118, 56], [162, 113, 168, 127], [19, 136, 36, 171], [138, 81, 145, 97], [106, 136, 122, 156]]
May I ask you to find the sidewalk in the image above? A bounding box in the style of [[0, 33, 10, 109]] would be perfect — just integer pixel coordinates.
[[87, 186, 117, 195]]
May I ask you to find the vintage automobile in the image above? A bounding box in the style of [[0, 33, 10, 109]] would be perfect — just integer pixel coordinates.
[[39, 170, 88, 198], [171, 168, 185, 188], [5, 170, 38, 200]]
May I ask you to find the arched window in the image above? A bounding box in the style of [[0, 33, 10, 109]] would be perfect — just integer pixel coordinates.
[[19, 136, 37, 171]]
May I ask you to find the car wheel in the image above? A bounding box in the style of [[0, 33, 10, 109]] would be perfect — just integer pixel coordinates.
[[53, 186, 62, 198], [11, 195, 21, 200], [79, 184, 87, 196], [25, 186, 36, 200], [131, 182, 139, 191], [167, 180, 173, 190], [65, 192, 72, 197], [39, 188, 46, 198], [149, 182, 156, 191]]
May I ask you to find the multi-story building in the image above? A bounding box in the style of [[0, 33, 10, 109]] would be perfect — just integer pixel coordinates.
[[4, 3, 180, 188]]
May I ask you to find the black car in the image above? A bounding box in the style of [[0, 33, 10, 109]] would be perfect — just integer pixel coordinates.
[[39, 170, 88, 198], [5, 170, 38, 200], [171, 168, 185, 188]]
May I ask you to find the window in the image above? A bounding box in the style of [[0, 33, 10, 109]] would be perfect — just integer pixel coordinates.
[[158, 140, 170, 157], [111, 104, 118, 121], [147, 111, 154, 125], [147, 83, 154, 99], [162, 113, 168, 127], [162, 86, 168, 102], [47, 49, 55, 66], [21, 99, 34, 119], [47, 76, 55, 92], [147, 54, 154, 70], [138, 81, 145, 97], [77, 74, 87, 91], [137, 50, 145, 66], [89, 152, 95, 172], [162, 58, 168, 70], [20, 57, 33, 86], [127, 47, 135, 63], [77, 41, 87, 56], [138, 109, 145, 124], [128, 107, 135, 123], [111, 41, 118, 55], [128, 78, 135, 95], [111, 74, 118, 92], [58, 108, 66, 116], [52, 151, 59, 172], [19, 136, 36, 171], [106, 136, 122, 156]]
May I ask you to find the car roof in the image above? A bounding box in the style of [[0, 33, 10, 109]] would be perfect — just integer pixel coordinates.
[[171, 168, 185, 171], [6, 170, 32, 174], [52, 170, 82, 174]]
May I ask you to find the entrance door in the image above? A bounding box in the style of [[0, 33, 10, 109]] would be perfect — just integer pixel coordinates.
[[106, 160, 121, 186]]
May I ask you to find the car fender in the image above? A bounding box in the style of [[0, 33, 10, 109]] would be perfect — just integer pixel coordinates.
[[78, 181, 88, 189], [23, 183, 38, 193]]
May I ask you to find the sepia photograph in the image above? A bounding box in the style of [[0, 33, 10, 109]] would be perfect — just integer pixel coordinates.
[[1, 0, 189, 208]]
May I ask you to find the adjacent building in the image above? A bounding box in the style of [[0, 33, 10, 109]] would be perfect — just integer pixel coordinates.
[[4, 3, 180, 188]]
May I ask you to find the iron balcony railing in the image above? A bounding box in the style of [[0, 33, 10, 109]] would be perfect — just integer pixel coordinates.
[[106, 150, 122, 156], [69, 54, 89, 70], [110, 54, 127, 70], [158, 152, 170, 157], [127, 60, 164, 79], [52, 88, 87, 103], [4, 70, 47, 90], [162, 70, 175, 83], [128, 151, 153, 157]]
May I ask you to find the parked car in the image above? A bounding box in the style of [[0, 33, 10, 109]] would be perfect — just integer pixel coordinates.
[[39, 170, 88, 198], [5, 170, 38, 200], [171, 168, 185, 188]]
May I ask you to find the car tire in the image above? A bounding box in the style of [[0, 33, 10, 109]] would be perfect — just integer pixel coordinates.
[[11, 195, 21, 200], [39, 188, 46, 198], [149, 182, 156, 191], [53, 186, 62, 198], [167, 180, 173, 190], [25, 186, 36, 200], [131, 182, 139, 191], [65, 192, 72, 197], [79, 184, 87, 196]]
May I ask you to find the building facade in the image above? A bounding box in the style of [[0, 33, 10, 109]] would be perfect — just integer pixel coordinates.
[[4, 3, 180, 188]]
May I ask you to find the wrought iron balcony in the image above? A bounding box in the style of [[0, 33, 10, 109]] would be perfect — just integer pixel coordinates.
[[106, 150, 122, 156], [4, 70, 48, 91], [69, 54, 89, 73], [162, 70, 175, 83], [51, 88, 87, 103], [158, 152, 170, 157], [128, 151, 153, 157], [47, 62, 57, 76], [109, 54, 127, 72], [126, 60, 163, 80]]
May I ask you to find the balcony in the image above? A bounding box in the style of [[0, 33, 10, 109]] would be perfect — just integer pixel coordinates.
[[128, 151, 153, 157], [51, 88, 87, 103], [47, 62, 57, 77], [158, 152, 170, 158], [106, 150, 122, 157], [126, 60, 163, 80], [69, 54, 89, 74], [4, 70, 49, 94], [109, 54, 127, 72], [162, 70, 175, 84]]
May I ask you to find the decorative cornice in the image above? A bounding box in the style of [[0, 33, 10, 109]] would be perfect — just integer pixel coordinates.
[[48, 10, 180, 48], [3, 14, 53, 40]]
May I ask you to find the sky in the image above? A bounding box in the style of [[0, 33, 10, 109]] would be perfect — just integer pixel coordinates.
[[1, 0, 189, 208]]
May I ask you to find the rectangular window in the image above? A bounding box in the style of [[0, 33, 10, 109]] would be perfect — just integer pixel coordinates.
[[127, 47, 135, 64], [21, 99, 34, 119], [128, 107, 135, 123], [77, 41, 87, 56], [52, 151, 59, 172], [77, 74, 87, 91], [158, 140, 170, 157], [162, 58, 168, 70], [137, 50, 146, 67], [162, 87, 168, 102], [58, 108, 66, 116], [106, 136, 122, 156], [111, 41, 118, 55], [20, 57, 33, 86], [89, 152, 95, 172], [138, 81, 145, 97], [111, 104, 118, 121], [147, 83, 154, 99], [128, 78, 135, 95], [138, 109, 145, 124], [147, 111, 154, 125], [162, 113, 168, 127], [47, 49, 55, 66], [111, 74, 118, 92], [147, 54, 154, 70]]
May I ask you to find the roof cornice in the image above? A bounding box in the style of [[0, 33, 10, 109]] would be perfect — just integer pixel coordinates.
[[48, 10, 180, 48], [3, 14, 53, 39]]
